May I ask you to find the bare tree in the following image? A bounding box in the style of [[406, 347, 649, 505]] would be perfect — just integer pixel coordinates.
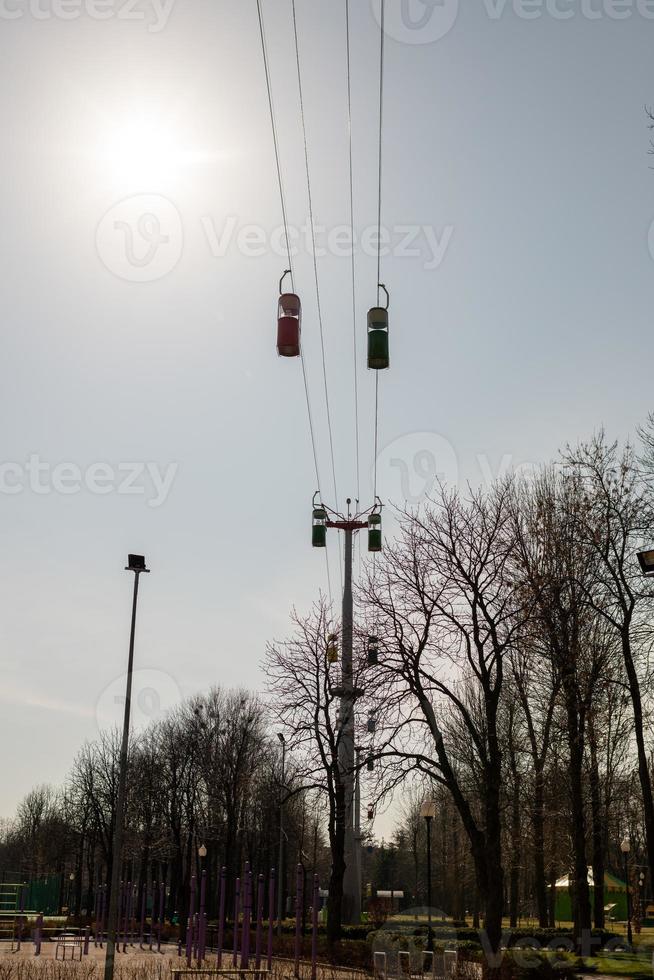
[[263, 597, 368, 943], [563, 433, 654, 897], [510, 466, 607, 935], [361, 483, 524, 955], [510, 639, 560, 927]]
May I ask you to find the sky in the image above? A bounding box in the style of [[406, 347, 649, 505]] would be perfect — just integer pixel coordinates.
[[1, 0, 653, 837]]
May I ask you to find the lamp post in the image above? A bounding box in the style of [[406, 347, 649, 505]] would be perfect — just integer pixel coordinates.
[[277, 733, 286, 936], [621, 838, 633, 945], [104, 555, 150, 980], [198, 844, 207, 962], [420, 801, 436, 951]]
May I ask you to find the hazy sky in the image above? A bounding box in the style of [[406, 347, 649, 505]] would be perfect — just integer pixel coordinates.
[[1, 0, 653, 834]]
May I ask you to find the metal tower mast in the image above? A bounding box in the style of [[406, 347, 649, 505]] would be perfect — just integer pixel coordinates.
[[326, 498, 367, 925]]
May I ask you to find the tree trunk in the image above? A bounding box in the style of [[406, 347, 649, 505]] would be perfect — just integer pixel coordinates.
[[327, 782, 345, 944], [562, 665, 591, 936], [588, 714, 605, 930], [621, 633, 654, 896], [484, 812, 505, 953], [326, 834, 344, 943], [532, 767, 548, 928], [509, 747, 521, 928]]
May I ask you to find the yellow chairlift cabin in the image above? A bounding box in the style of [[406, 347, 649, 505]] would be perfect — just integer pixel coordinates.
[[327, 633, 339, 664]]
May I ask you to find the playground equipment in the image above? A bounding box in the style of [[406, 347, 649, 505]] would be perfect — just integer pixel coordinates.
[[55, 934, 84, 961], [373, 948, 460, 980], [1, 862, 323, 976], [173, 972, 269, 980], [165, 863, 321, 978], [0, 877, 22, 916]]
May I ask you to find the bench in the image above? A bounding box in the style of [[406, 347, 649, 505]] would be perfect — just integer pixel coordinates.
[[55, 934, 84, 961]]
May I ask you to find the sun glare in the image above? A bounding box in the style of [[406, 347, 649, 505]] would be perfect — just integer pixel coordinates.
[[96, 114, 184, 187]]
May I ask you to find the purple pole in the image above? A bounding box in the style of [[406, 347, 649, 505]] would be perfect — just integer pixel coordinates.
[[124, 881, 133, 951], [232, 877, 241, 967], [120, 881, 127, 953], [311, 876, 319, 980], [94, 885, 100, 947], [84, 925, 91, 955], [241, 861, 252, 969], [186, 875, 196, 967], [241, 865, 252, 968], [158, 880, 164, 952], [255, 874, 264, 968], [294, 865, 303, 979], [93, 886, 99, 947], [116, 882, 122, 953], [121, 881, 127, 952], [267, 869, 276, 972], [217, 867, 226, 968], [150, 882, 157, 952], [17, 883, 25, 951], [99, 884, 106, 948], [199, 870, 207, 961], [35, 913, 43, 957], [129, 883, 136, 946], [140, 885, 146, 948]]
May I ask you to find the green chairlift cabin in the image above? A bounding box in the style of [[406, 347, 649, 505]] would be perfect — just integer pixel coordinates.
[[367, 284, 390, 370]]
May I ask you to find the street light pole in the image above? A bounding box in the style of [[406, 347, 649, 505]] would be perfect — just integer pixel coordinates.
[[420, 801, 436, 952], [277, 733, 286, 936], [198, 844, 207, 962], [621, 838, 633, 946], [103, 555, 150, 980]]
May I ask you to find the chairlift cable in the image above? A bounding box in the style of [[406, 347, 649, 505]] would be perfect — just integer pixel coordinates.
[[345, 0, 361, 509], [256, 0, 333, 606], [372, 0, 385, 506], [291, 0, 343, 597]]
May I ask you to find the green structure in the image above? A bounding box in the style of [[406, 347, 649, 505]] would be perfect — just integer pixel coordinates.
[[0, 877, 22, 916], [554, 869, 628, 923], [26, 875, 61, 915], [0, 871, 62, 916]]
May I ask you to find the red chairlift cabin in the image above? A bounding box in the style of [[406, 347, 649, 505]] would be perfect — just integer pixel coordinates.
[[277, 269, 301, 357]]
